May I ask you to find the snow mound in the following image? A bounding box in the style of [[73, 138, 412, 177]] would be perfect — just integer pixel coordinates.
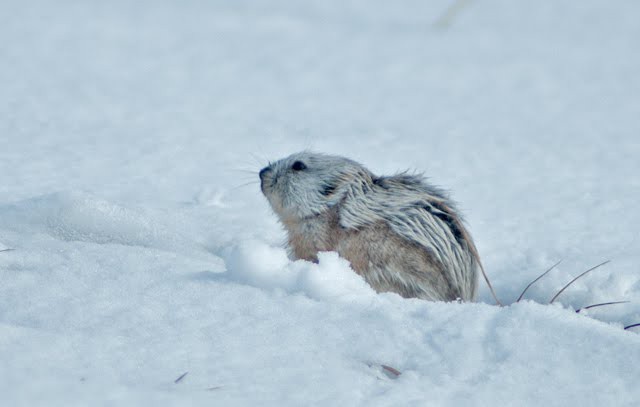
[[0, 192, 222, 265], [1, 192, 174, 247], [223, 240, 376, 302]]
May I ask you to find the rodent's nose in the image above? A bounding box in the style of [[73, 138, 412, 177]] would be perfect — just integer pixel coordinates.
[[259, 166, 271, 180]]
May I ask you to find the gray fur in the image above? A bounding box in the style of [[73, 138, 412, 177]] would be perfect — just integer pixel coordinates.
[[260, 152, 479, 301]]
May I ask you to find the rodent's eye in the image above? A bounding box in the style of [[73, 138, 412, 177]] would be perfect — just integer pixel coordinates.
[[291, 161, 307, 171]]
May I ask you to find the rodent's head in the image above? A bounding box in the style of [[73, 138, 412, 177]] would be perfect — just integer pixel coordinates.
[[260, 152, 372, 221]]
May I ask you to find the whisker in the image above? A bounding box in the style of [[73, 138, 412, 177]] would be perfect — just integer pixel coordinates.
[[249, 152, 268, 167], [231, 169, 259, 175], [230, 181, 260, 191]]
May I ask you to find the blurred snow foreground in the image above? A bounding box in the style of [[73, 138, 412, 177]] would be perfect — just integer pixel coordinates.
[[1, 0, 640, 406]]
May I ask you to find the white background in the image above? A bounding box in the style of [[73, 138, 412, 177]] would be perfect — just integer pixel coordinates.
[[1, 1, 639, 405]]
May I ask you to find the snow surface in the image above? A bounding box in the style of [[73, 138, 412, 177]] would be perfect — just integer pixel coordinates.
[[2, 0, 640, 405]]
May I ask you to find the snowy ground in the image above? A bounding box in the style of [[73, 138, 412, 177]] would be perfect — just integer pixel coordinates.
[[2, 0, 640, 405]]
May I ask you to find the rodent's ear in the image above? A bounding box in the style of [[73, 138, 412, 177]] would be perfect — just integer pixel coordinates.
[[320, 182, 337, 197], [372, 177, 388, 189]]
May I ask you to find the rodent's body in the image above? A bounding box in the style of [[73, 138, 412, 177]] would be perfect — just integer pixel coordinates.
[[260, 152, 479, 301]]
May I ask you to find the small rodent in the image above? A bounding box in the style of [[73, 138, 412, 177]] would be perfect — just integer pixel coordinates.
[[259, 152, 480, 301]]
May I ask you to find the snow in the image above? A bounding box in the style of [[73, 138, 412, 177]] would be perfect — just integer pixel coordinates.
[[1, 0, 640, 405], [224, 242, 376, 302]]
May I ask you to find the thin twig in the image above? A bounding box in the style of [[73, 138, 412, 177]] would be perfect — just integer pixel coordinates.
[[625, 323, 640, 330], [516, 259, 563, 302], [479, 263, 502, 306], [381, 365, 402, 378], [433, 0, 473, 29], [174, 372, 189, 384], [0, 248, 14, 253], [575, 301, 630, 313], [549, 260, 611, 304]]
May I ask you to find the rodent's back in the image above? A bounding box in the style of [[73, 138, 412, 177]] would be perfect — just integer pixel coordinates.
[[260, 152, 479, 301]]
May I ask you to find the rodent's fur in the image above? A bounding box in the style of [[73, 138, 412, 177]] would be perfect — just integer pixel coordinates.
[[260, 152, 479, 301]]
